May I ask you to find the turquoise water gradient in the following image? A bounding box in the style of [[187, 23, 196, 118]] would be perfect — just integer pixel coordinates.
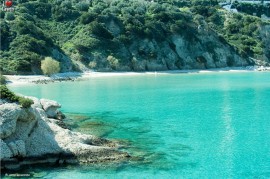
[[9, 72, 270, 178]]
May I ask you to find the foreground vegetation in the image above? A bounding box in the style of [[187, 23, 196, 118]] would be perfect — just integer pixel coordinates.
[[0, 84, 34, 108], [0, 74, 33, 108], [0, 0, 269, 74]]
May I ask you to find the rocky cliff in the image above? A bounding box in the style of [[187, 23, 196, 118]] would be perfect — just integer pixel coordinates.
[[0, 97, 129, 170], [83, 32, 251, 72]]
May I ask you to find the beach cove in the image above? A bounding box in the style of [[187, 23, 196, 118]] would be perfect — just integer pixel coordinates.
[[5, 66, 270, 85]]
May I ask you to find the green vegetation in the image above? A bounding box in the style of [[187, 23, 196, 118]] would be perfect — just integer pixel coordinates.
[[41, 57, 60, 76], [107, 55, 119, 70], [0, 85, 34, 108], [18, 97, 34, 108], [0, 0, 269, 74], [0, 74, 7, 85], [233, 2, 270, 17]]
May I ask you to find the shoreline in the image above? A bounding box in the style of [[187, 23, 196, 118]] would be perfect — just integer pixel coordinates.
[[0, 96, 130, 171], [4, 66, 270, 85]]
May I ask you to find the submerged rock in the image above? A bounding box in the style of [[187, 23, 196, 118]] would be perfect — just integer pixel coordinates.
[[0, 97, 129, 170]]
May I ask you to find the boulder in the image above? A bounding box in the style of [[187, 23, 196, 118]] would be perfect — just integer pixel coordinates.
[[18, 107, 37, 122], [24, 115, 63, 157], [28, 96, 42, 109], [0, 104, 21, 139], [40, 99, 61, 118]]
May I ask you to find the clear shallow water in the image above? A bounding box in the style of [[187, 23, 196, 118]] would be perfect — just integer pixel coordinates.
[[9, 72, 270, 178]]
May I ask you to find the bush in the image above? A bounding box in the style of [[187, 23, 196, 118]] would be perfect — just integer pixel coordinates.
[[22, 2, 52, 19], [5, 12, 15, 21], [0, 85, 19, 102], [89, 21, 114, 40], [0, 11, 5, 19], [41, 57, 60, 76], [107, 55, 119, 70], [0, 75, 7, 85], [89, 61, 97, 69], [18, 97, 34, 108], [0, 85, 34, 108], [79, 12, 97, 24], [75, 2, 89, 11]]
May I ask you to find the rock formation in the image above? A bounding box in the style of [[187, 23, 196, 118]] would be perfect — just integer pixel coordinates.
[[80, 32, 253, 72], [0, 97, 129, 170]]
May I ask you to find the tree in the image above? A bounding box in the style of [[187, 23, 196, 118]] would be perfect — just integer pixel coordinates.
[[41, 57, 60, 76], [0, 74, 7, 85], [107, 55, 119, 70], [5, 12, 15, 21]]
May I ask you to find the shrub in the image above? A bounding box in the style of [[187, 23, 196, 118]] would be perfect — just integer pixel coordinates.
[[18, 97, 34, 108], [75, 2, 89, 12], [0, 85, 19, 101], [89, 21, 114, 40], [0, 11, 5, 19], [41, 57, 60, 76], [52, 6, 80, 21], [0, 85, 34, 108], [107, 55, 119, 70], [89, 61, 97, 69], [73, 35, 101, 52], [0, 75, 7, 85], [22, 2, 52, 19], [79, 12, 97, 24], [5, 12, 15, 21]]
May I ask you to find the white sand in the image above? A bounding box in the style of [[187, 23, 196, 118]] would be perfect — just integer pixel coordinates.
[[5, 66, 266, 86]]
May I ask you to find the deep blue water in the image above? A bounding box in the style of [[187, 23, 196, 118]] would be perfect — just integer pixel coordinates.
[[9, 72, 270, 178]]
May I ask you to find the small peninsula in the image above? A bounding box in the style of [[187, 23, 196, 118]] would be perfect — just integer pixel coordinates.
[[0, 91, 129, 171]]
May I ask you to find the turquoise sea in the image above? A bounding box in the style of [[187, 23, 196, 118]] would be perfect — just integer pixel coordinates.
[[8, 72, 270, 178]]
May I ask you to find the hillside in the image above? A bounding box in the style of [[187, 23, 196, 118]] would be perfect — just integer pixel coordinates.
[[0, 0, 269, 74]]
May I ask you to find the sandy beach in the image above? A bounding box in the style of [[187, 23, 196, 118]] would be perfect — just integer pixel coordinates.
[[4, 66, 269, 85]]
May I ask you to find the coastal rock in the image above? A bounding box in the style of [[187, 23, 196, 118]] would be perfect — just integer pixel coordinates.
[[28, 96, 42, 109], [4, 108, 39, 143], [0, 104, 21, 139], [18, 107, 37, 122], [24, 114, 63, 156], [0, 140, 12, 159], [7, 140, 26, 157], [40, 98, 61, 111], [15, 140, 26, 157], [7, 142, 19, 156], [1, 97, 129, 170], [40, 98, 61, 118]]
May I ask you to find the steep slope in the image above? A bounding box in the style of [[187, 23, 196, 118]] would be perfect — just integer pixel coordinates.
[[0, 0, 269, 74]]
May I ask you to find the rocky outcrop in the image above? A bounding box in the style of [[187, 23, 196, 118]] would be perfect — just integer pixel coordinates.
[[0, 97, 129, 170], [84, 32, 252, 72], [40, 98, 61, 118], [0, 104, 21, 139]]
